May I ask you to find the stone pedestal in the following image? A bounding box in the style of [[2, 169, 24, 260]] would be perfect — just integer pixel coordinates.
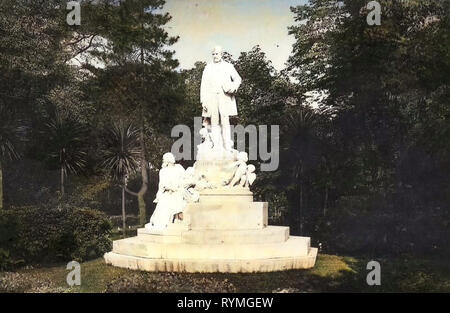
[[104, 188, 318, 273]]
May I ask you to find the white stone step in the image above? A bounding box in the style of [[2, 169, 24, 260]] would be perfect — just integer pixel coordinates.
[[181, 226, 289, 244], [199, 188, 253, 203], [135, 233, 183, 244], [112, 236, 310, 260], [138, 223, 188, 235], [104, 247, 318, 273], [135, 223, 188, 243], [135, 225, 289, 244], [184, 201, 268, 230]]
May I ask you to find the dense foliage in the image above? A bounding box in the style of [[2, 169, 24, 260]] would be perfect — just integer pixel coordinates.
[[0, 205, 112, 269], [0, 0, 448, 261], [282, 0, 449, 255]]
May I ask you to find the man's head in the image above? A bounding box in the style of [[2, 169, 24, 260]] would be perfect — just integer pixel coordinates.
[[212, 46, 223, 63], [238, 151, 248, 163], [199, 127, 209, 139], [162, 152, 175, 167]]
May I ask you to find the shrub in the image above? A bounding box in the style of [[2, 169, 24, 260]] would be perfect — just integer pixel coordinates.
[[0, 205, 112, 268], [66, 208, 113, 261], [0, 211, 21, 270]]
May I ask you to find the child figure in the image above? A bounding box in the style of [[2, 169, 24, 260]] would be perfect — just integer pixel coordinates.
[[227, 151, 249, 187], [196, 127, 214, 160], [245, 164, 256, 188], [199, 127, 213, 148], [183, 167, 200, 203]]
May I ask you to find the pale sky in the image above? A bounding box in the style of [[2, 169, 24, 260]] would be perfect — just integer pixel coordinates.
[[162, 0, 308, 71]]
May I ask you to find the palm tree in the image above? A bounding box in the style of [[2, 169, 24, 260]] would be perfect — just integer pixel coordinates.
[[45, 111, 87, 197], [281, 106, 325, 234], [101, 121, 141, 237], [0, 107, 23, 210]]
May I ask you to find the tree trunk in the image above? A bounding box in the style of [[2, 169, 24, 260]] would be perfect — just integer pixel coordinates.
[[124, 154, 148, 226], [137, 45, 148, 226], [299, 162, 303, 236], [299, 181, 303, 235], [138, 192, 146, 225], [122, 45, 149, 226], [137, 127, 148, 226], [0, 160, 3, 210], [122, 177, 126, 238], [60, 166, 65, 197]]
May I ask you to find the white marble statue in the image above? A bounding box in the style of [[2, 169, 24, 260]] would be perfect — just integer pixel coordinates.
[[196, 127, 214, 160], [183, 167, 200, 203], [145, 153, 186, 231], [194, 172, 213, 191], [145, 45, 255, 231], [200, 45, 242, 151], [245, 164, 256, 187], [226, 151, 249, 187]]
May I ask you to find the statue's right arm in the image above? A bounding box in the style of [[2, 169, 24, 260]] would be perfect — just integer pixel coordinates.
[[228, 63, 242, 93]]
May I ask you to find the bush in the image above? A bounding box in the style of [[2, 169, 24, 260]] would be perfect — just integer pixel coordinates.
[[0, 211, 21, 270], [67, 208, 113, 261], [0, 205, 112, 269], [0, 249, 13, 271]]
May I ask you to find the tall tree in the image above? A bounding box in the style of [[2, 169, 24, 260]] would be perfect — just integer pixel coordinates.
[[0, 0, 73, 119], [43, 111, 88, 197], [101, 121, 141, 237], [0, 0, 75, 208], [233, 45, 287, 126], [0, 0, 84, 205], [79, 0, 180, 225], [287, 0, 450, 253]]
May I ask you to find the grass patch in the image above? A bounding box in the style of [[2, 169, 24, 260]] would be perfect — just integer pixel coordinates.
[[1, 254, 448, 293]]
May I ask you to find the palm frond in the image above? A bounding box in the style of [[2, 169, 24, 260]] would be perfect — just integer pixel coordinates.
[[100, 120, 142, 182], [0, 107, 24, 161], [44, 110, 88, 174]]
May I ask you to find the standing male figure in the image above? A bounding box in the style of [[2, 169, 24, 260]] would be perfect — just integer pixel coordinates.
[[200, 46, 242, 151]]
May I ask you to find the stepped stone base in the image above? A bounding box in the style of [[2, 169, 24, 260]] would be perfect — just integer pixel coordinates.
[[104, 248, 317, 273], [110, 235, 310, 259], [104, 188, 318, 273], [198, 188, 254, 204], [181, 226, 289, 244], [184, 201, 268, 230]]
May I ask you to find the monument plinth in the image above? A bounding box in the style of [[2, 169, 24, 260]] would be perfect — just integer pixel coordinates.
[[104, 45, 317, 272], [104, 184, 317, 272]]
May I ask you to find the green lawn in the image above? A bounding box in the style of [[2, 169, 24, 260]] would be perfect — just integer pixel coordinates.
[[1, 254, 449, 293]]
